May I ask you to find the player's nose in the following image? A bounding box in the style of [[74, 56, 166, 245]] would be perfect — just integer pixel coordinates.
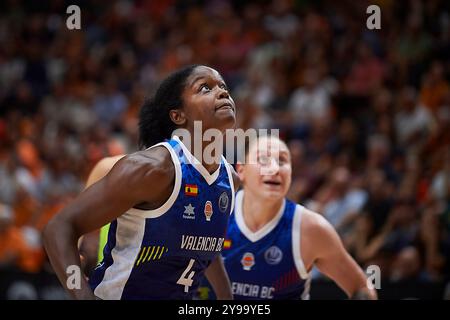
[[217, 86, 230, 99], [260, 158, 280, 176]]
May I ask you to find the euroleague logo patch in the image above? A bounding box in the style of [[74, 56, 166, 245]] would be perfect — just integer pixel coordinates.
[[264, 246, 283, 265], [218, 191, 229, 213]]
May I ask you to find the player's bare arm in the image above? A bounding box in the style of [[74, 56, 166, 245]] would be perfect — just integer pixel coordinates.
[[77, 155, 126, 269], [302, 208, 378, 300], [43, 147, 174, 299], [204, 255, 233, 300]]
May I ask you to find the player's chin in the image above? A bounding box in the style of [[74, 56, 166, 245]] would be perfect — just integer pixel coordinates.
[[261, 188, 285, 200]]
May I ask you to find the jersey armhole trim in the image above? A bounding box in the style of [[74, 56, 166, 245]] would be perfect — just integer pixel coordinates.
[[292, 205, 309, 279], [223, 159, 236, 216], [127, 142, 182, 219]]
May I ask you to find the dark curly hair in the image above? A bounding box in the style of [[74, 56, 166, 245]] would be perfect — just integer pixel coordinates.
[[138, 64, 200, 148]]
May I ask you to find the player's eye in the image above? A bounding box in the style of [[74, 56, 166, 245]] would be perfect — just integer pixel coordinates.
[[279, 155, 289, 165], [219, 83, 228, 91], [199, 84, 211, 93], [258, 155, 271, 166]]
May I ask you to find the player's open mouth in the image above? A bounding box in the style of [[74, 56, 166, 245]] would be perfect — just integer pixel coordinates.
[[263, 181, 281, 186]]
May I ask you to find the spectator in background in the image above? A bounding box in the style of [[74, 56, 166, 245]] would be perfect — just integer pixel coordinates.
[[287, 139, 320, 203], [0, 153, 20, 205], [349, 198, 419, 277], [394, 12, 432, 86], [264, 0, 300, 40], [419, 61, 449, 115], [308, 167, 367, 237], [0, 203, 44, 273], [430, 148, 450, 202], [344, 42, 385, 97], [289, 67, 332, 126], [93, 77, 128, 128], [344, 170, 393, 266], [419, 204, 446, 281], [389, 246, 422, 282], [14, 139, 51, 203], [365, 134, 399, 184], [395, 86, 436, 147]]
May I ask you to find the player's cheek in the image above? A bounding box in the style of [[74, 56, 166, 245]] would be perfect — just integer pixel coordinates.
[[282, 168, 292, 185]]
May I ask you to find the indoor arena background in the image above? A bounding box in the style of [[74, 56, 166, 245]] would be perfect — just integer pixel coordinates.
[[0, 0, 449, 299]]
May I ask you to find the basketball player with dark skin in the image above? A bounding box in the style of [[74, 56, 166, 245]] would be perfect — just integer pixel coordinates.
[[43, 65, 239, 299]]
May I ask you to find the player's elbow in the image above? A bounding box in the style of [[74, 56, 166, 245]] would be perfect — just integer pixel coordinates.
[[43, 215, 62, 253], [43, 213, 77, 254]]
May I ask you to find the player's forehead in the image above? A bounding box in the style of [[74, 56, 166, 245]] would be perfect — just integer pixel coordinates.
[[248, 137, 290, 158], [187, 66, 224, 86]]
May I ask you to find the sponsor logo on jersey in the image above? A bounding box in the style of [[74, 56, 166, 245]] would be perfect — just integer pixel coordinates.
[[185, 184, 198, 196], [241, 252, 255, 271], [183, 203, 195, 219], [264, 246, 283, 265], [204, 201, 213, 221], [218, 191, 229, 213]]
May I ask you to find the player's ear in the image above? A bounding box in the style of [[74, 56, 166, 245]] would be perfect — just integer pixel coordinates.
[[236, 162, 245, 182], [169, 109, 186, 126]]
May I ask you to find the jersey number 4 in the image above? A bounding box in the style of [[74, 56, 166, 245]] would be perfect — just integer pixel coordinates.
[[177, 258, 195, 293]]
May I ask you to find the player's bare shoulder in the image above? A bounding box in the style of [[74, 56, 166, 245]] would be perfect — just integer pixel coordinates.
[[300, 206, 344, 261], [301, 207, 333, 234], [121, 146, 173, 181], [106, 146, 175, 201]]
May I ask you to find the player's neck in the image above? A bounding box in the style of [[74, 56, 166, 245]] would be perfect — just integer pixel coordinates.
[[182, 133, 221, 174], [242, 190, 284, 232]]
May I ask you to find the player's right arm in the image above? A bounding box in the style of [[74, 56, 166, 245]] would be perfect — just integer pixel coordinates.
[[43, 147, 174, 299], [302, 209, 378, 300], [77, 155, 126, 271]]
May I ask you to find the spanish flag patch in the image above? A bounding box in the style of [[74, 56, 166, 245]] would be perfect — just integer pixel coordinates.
[[223, 239, 232, 249], [185, 184, 198, 196]]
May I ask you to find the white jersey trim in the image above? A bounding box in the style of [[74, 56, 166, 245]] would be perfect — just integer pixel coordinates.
[[223, 161, 236, 216], [94, 213, 145, 299], [234, 190, 286, 243], [301, 276, 311, 300], [127, 141, 182, 219], [172, 135, 221, 185], [292, 205, 310, 280]]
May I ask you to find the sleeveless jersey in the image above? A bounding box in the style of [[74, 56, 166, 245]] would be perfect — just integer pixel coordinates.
[[89, 135, 235, 299], [212, 190, 311, 300]]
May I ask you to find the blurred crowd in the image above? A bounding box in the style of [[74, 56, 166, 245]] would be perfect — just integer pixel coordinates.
[[0, 0, 449, 291]]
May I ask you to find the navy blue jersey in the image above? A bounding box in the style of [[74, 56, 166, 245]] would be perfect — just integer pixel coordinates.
[[89, 136, 235, 300], [199, 190, 310, 300]]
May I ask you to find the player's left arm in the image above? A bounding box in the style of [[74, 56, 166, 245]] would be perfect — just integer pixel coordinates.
[[306, 210, 378, 300], [204, 254, 233, 300]]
